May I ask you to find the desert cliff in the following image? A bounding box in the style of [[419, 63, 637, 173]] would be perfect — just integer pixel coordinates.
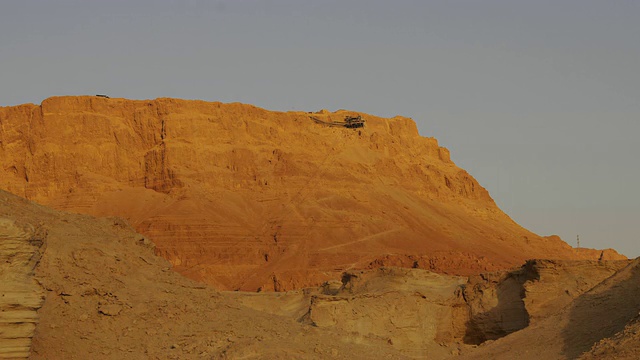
[[0, 96, 623, 291], [0, 97, 634, 359]]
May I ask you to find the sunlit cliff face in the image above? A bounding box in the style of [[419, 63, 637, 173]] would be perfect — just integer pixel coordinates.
[[0, 96, 623, 291]]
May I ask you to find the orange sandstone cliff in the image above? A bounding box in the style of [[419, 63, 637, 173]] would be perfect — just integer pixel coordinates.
[[0, 96, 623, 291]]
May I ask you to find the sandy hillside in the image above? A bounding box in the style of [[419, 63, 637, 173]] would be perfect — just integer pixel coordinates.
[[0, 96, 622, 291], [0, 190, 410, 360], [1, 189, 637, 359]]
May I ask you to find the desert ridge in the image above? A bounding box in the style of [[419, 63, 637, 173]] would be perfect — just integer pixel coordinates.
[[0, 96, 624, 291]]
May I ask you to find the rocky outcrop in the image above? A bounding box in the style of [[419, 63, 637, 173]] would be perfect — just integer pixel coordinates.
[[233, 259, 636, 358], [0, 96, 623, 290], [143, 143, 183, 193], [462, 259, 630, 344], [364, 252, 505, 276], [0, 217, 45, 359], [306, 268, 468, 358], [522, 259, 629, 322], [458, 258, 640, 360]]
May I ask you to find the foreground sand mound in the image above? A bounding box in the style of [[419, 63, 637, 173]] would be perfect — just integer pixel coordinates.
[[0, 96, 623, 290], [0, 190, 410, 359]]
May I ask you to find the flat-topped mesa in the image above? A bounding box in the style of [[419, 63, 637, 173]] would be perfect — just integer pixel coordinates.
[[1, 97, 462, 198], [0, 96, 623, 291]]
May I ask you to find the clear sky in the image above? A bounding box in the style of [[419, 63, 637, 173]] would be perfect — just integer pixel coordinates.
[[1, 1, 638, 257]]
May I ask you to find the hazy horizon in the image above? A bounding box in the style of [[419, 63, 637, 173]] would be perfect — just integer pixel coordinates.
[[1, 1, 638, 257]]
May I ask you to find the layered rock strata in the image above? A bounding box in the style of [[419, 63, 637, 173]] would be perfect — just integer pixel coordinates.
[[0, 96, 624, 290], [0, 216, 45, 359]]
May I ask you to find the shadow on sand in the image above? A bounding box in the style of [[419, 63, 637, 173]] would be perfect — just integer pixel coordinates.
[[561, 259, 640, 359]]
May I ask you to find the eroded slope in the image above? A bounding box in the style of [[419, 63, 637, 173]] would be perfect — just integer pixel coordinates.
[[0, 190, 409, 360], [1, 189, 634, 359], [456, 258, 640, 360]]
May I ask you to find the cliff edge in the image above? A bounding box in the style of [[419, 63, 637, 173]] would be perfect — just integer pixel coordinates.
[[0, 96, 623, 290]]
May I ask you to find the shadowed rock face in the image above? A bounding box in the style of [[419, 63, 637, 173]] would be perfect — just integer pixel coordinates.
[[462, 259, 630, 344], [0, 96, 624, 291]]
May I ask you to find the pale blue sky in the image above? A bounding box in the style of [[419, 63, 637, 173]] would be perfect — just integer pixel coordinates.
[[1, 1, 638, 256]]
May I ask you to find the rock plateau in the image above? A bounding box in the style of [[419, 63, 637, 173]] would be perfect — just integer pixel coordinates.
[[0, 96, 623, 291]]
